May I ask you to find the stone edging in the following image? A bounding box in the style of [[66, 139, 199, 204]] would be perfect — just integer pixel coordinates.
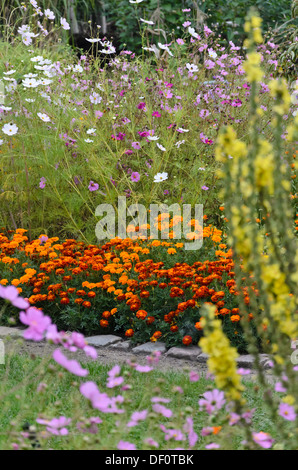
[[0, 327, 272, 370]]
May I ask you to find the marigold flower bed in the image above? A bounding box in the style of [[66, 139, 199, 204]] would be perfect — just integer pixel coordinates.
[[0, 226, 257, 352]]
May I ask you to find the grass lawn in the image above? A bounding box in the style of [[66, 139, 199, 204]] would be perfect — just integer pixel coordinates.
[[0, 352, 281, 450]]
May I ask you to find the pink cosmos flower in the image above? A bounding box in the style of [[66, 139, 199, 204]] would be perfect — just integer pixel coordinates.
[[83, 345, 97, 359], [252, 432, 274, 449], [199, 389, 226, 414], [189, 371, 200, 382], [127, 410, 148, 427], [205, 443, 220, 449], [0, 285, 29, 310], [36, 416, 71, 436], [132, 142, 141, 149], [137, 102, 146, 110], [176, 38, 184, 45], [39, 177, 46, 189], [160, 424, 185, 441], [183, 417, 198, 447], [144, 437, 159, 448], [135, 364, 153, 373], [151, 397, 171, 404], [53, 349, 89, 377], [80, 381, 124, 413], [279, 403, 296, 421], [107, 365, 124, 388], [88, 181, 99, 192], [152, 404, 173, 418], [20, 307, 51, 341], [117, 441, 136, 450], [131, 172, 140, 182]]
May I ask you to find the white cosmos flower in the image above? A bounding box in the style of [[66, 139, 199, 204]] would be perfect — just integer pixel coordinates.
[[31, 55, 44, 62], [3, 70, 16, 75], [158, 42, 173, 56], [177, 127, 189, 133], [175, 140, 185, 148], [0, 106, 12, 111], [22, 35, 32, 46], [44, 9, 55, 20], [60, 18, 70, 30], [22, 77, 40, 88], [5, 82, 17, 92], [208, 49, 217, 59], [142, 46, 156, 52], [90, 91, 102, 104], [2, 123, 18, 136], [157, 143, 166, 151], [0, 139, 3, 145], [154, 172, 168, 182], [37, 112, 51, 122], [188, 26, 199, 39], [73, 64, 83, 73], [18, 25, 30, 35], [39, 78, 52, 85], [85, 38, 101, 43], [23, 73, 38, 78], [101, 45, 116, 54], [84, 138, 93, 143], [140, 18, 155, 25], [186, 63, 198, 73], [147, 135, 159, 141], [129, 0, 144, 3], [86, 128, 96, 135], [25, 98, 35, 103]]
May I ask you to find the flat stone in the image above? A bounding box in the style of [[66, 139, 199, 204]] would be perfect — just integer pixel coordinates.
[[0, 326, 24, 338], [132, 341, 166, 354], [196, 352, 209, 363], [236, 355, 255, 368], [110, 341, 132, 351], [166, 346, 202, 361], [85, 335, 122, 347], [260, 354, 272, 370]]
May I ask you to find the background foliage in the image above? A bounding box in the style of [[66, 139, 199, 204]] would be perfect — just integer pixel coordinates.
[[0, 0, 294, 52]]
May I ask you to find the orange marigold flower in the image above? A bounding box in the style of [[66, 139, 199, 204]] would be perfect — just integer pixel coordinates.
[[151, 331, 162, 342], [100, 319, 109, 328], [87, 291, 96, 298], [182, 335, 192, 346], [140, 290, 150, 298], [125, 328, 134, 337], [136, 309, 147, 320], [146, 316, 155, 325], [195, 322, 203, 331], [231, 314, 240, 322], [170, 325, 178, 332], [102, 311, 111, 319], [60, 297, 69, 305]]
